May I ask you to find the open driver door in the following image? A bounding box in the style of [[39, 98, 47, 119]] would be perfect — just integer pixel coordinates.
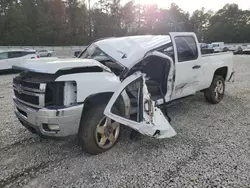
[[104, 51, 176, 138]]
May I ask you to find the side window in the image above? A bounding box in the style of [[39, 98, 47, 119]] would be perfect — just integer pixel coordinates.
[[175, 36, 198, 62], [0, 52, 8, 60], [22, 51, 35, 56], [8, 51, 23, 58]]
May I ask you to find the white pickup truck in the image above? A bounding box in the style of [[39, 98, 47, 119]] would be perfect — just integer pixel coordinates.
[[13, 32, 234, 155]]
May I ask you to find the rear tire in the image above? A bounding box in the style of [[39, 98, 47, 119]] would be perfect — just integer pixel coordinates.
[[204, 75, 225, 104], [78, 103, 120, 155]]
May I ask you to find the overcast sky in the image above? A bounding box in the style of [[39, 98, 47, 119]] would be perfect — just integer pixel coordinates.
[[89, 0, 250, 13], [132, 0, 250, 13]]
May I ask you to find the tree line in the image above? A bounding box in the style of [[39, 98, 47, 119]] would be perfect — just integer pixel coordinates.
[[0, 0, 250, 46]]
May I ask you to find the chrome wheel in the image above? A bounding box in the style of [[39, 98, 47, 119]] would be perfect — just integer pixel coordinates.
[[204, 75, 225, 104], [214, 80, 224, 99], [95, 117, 120, 149]]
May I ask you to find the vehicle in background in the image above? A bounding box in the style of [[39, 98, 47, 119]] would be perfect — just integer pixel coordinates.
[[211, 42, 227, 53], [241, 44, 248, 50], [12, 32, 234, 155], [223, 47, 229, 52], [200, 43, 213, 49], [231, 46, 243, 55], [0, 49, 39, 71], [243, 46, 250, 54], [199, 43, 214, 54], [207, 44, 213, 49], [228, 45, 238, 51], [200, 43, 208, 49], [36, 49, 54, 57]]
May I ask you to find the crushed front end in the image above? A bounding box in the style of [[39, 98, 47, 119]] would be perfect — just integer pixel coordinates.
[[13, 72, 83, 138]]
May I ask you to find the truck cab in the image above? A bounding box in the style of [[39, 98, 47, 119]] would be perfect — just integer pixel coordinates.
[[12, 32, 234, 155]]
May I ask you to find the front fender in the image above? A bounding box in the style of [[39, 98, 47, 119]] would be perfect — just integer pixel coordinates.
[[56, 72, 131, 118], [56, 72, 120, 102]]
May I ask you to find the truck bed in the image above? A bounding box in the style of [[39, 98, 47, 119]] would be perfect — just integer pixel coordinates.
[[201, 51, 233, 57]]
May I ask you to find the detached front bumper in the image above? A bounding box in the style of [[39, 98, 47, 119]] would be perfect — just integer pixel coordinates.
[[13, 98, 83, 138]]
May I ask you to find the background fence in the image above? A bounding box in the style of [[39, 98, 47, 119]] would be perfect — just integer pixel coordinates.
[[0, 46, 87, 57]]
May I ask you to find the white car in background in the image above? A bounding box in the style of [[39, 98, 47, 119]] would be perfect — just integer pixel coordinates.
[[241, 44, 248, 50], [211, 42, 227, 53], [0, 49, 40, 71], [36, 49, 54, 57], [243, 46, 250, 55]]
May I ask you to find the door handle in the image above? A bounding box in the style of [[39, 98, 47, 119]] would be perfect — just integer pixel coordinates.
[[192, 65, 201, 69]]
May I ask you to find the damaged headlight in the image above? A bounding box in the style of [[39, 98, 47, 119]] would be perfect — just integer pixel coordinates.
[[45, 81, 77, 107]]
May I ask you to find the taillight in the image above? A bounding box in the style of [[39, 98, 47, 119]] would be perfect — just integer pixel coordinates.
[[37, 55, 40, 58]]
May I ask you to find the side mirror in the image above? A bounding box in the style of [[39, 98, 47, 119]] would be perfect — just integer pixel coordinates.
[[74, 51, 81, 57]]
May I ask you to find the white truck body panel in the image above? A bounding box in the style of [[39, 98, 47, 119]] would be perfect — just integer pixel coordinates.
[[200, 53, 233, 87], [170, 32, 201, 98], [56, 72, 121, 103], [173, 52, 233, 100], [170, 34, 233, 100]]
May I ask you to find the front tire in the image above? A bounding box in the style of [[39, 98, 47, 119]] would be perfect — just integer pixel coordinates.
[[47, 53, 52, 57], [78, 103, 120, 155], [204, 75, 225, 104]]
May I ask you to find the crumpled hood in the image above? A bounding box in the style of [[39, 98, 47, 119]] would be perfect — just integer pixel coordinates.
[[13, 58, 111, 74], [94, 35, 171, 69]]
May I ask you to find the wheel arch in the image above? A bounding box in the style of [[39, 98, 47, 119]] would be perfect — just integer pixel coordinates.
[[202, 66, 228, 92], [214, 66, 228, 80], [82, 92, 130, 119]]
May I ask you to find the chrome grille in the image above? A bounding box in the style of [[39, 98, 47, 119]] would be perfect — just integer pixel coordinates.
[[13, 77, 40, 89], [13, 80, 46, 108]]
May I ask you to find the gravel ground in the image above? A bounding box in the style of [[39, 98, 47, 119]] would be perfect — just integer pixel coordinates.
[[0, 55, 250, 188]]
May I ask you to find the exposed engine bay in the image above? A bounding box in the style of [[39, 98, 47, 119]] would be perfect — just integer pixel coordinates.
[[79, 44, 124, 76]]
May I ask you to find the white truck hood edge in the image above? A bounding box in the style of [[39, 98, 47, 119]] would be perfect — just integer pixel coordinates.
[[13, 58, 111, 74]]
